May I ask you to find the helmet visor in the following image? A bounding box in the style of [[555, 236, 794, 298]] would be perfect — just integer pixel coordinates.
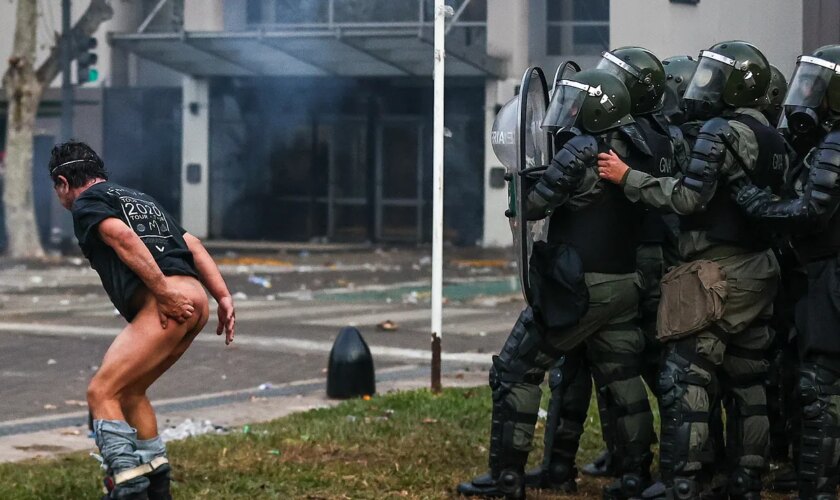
[[542, 81, 589, 132], [783, 56, 835, 109], [596, 51, 641, 85], [683, 51, 736, 104]]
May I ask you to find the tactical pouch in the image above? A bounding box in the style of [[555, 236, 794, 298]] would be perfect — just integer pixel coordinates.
[[529, 241, 589, 330], [657, 260, 728, 341]]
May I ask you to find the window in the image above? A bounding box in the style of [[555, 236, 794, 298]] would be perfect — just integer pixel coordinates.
[[546, 0, 609, 56]]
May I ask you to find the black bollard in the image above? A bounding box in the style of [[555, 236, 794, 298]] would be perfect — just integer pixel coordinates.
[[327, 326, 376, 399]]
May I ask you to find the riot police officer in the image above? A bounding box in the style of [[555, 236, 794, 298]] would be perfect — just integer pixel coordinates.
[[662, 56, 699, 127], [598, 41, 787, 499], [736, 44, 840, 500], [457, 68, 653, 500], [528, 47, 685, 498]]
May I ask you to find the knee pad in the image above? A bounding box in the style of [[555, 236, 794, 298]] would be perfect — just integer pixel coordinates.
[[798, 365, 831, 419], [657, 360, 689, 409]]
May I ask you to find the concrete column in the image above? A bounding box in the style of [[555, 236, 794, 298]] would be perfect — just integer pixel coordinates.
[[181, 76, 210, 238], [184, 0, 224, 30], [482, 0, 530, 247]]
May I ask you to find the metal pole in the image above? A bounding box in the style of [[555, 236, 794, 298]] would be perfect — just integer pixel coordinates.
[[430, 0, 448, 393], [61, 0, 73, 142]]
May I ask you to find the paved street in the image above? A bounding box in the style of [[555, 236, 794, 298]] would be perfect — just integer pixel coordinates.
[[0, 246, 521, 438]]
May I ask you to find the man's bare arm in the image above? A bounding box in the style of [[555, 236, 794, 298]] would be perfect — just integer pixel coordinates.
[[184, 233, 236, 344], [97, 217, 194, 327]]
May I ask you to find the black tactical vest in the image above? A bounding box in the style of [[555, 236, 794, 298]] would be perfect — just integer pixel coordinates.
[[548, 140, 643, 274], [681, 113, 787, 248], [630, 116, 678, 243]]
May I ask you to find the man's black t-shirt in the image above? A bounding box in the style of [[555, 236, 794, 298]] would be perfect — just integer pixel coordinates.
[[72, 181, 198, 321]]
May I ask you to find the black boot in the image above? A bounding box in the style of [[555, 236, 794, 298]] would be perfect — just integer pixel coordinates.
[[602, 451, 652, 500], [524, 459, 577, 492], [723, 466, 762, 500], [146, 464, 172, 500], [637, 478, 700, 500], [582, 448, 616, 477], [767, 460, 797, 492], [457, 467, 525, 499]]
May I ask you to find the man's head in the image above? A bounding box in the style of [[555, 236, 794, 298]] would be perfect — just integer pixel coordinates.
[[48, 141, 107, 209]]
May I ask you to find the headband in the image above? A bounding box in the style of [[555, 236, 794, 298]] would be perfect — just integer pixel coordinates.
[[50, 159, 97, 174]]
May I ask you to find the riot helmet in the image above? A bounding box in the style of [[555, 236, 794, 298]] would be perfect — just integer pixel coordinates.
[[662, 55, 698, 124], [684, 41, 771, 119], [762, 65, 788, 127], [596, 47, 666, 115], [542, 68, 635, 135], [783, 45, 840, 134]]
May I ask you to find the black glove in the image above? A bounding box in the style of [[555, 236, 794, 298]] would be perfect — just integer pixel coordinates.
[[735, 184, 773, 216]]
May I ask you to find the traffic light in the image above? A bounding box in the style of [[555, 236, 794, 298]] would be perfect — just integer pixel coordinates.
[[76, 37, 98, 84]]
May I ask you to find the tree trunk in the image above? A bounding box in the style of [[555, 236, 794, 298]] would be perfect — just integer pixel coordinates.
[[2, 0, 113, 259], [2, 0, 44, 259]]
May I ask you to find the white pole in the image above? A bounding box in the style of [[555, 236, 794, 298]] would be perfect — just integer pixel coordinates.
[[431, 0, 448, 392]]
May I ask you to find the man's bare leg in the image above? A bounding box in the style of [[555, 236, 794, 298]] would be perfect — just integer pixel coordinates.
[[120, 310, 207, 439], [88, 277, 207, 498]]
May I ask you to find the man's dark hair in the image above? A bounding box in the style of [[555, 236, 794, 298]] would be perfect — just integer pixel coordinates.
[[48, 141, 108, 187]]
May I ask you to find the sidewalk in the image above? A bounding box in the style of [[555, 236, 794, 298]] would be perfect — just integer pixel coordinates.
[[0, 366, 486, 463]]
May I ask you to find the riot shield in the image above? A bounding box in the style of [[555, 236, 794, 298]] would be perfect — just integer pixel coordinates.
[[491, 67, 551, 305]]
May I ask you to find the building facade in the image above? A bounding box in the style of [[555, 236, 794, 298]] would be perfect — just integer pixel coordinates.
[[0, 0, 836, 248]]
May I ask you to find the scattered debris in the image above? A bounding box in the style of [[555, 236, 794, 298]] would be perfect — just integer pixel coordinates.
[[29, 276, 44, 284], [538, 409, 548, 420], [43, 404, 57, 410], [247, 276, 272, 288], [46, 359, 57, 365], [60, 429, 82, 436], [217, 257, 292, 267], [422, 418, 438, 424], [232, 291, 248, 301], [64, 399, 87, 407], [452, 259, 509, 268], [376, 320, 399, 332], [345, 415, 358, 423], [159, 419, 227, 442], [418, 256, 432, 266], [258, 383, 274, 391]]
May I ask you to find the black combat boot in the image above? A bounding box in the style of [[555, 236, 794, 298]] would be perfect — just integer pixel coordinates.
[[725, 466, 762, 500], [582, 449, 617, 477], [638, 477, 700, 500], [146, 464, 172, 500], [602, 450, 652, 500], [524, 458, 577, 492]]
